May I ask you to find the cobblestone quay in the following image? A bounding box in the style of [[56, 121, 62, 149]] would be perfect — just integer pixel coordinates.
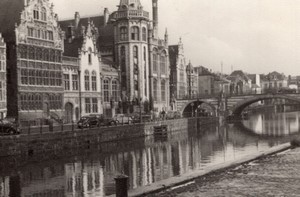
[[153, 147, 300, 197]]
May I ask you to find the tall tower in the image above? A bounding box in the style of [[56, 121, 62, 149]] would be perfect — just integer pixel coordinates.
[[152, 0, 158, 37], [113, 0, 150, 101]]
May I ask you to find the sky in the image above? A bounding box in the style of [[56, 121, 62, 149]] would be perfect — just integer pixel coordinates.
[[51, 0, 300, 76]]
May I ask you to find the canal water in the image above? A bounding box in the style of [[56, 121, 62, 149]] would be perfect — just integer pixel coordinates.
[[1, 111, 299, 197]]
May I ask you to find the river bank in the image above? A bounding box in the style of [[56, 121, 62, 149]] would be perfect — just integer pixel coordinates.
[[126, 143, 292, 197], [0, 116, 217, 158], [151, 143, 300, 196]]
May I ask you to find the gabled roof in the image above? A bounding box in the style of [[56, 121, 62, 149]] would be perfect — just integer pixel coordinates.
[[63, 37, 83, 57], [230, 70, 250, 82]]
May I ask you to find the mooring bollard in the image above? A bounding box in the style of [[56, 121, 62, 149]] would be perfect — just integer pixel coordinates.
[[115, 174, 128, 197]]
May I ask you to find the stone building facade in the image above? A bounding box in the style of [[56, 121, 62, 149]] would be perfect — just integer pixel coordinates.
[[0, 0, 64, 125], [186, 61, 198, 98], [60, 20, 102, 122], [169, 39, 187, 99], [0, 34, 7, 119]]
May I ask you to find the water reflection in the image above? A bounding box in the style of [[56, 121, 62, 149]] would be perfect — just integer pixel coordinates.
[[242, 111, 300, 136], [0, 111, 299, 197]]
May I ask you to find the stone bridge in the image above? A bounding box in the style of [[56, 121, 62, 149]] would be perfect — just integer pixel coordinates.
[[176, 93, 300, 117]]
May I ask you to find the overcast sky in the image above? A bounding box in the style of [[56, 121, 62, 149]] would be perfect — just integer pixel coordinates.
[[51, 0, 300, 76]]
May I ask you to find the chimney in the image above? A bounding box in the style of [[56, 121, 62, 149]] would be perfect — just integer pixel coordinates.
[[152, 0, 158, 37], [103, 8, 110, 26], [74, 12, 80, 28]]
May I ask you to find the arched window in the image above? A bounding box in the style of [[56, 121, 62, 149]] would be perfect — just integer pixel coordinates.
[[120, 46, 127, 90], [41, 7, 47, 21], [133, 46, 138, 75], [144, 47, 147, 96], [88, 47, 92, 65], [91, 71, 97, 91], [142, 27, 147, 41], [161, 80, 166, 101], [131, 26, 140, 40], [153, 79, 158, 101], [103, 79, 109, 102], [120, 27, 128, 41], [112, 80, 118, 101], [84, 70, 90, 91], [160, 51, 166, 75], [153, 48, 158, 73], [33, 7, 39, 20]]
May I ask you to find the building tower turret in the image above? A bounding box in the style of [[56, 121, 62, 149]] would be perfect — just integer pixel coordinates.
[[152, 0, 158, 37], [113, 0, 150, 102]]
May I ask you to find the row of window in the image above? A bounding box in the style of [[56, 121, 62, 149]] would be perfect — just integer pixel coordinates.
[[33, 7, 47, 21], [84, 71, 97, 91], [64, 74, 78, 91], [103, 79, 119, 102], [20, 94, 62, 111], [85, 98, 98, 113], [21, 69, 62, 87], [120, 26, 147, 41], [18, 45, 61, 62], [153, 80, 166, 102], [28, 27, 54, 41], [153, 51, 167, 75]]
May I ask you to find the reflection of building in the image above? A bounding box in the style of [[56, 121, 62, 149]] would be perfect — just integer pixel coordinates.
[[0, 34, 7, 119], [60, 19, 102, 122], [0, 0, 64, 125], [169, 39, 187, 99], [0, 177, 10, 197]]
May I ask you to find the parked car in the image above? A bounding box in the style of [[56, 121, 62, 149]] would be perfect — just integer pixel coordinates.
[[0, 119, 20, 135], [112, 114, 133, 125], [77, 115, 100, 128]]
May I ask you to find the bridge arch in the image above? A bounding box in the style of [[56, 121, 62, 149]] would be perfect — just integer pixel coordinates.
[[232, 94, 300, 116], [182, 100, 217, 117]]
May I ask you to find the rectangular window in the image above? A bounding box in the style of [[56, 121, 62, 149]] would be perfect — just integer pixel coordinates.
[[56, 72, 62, 86], [50, 71, 56, 86], [0, 82, 3, 101], [85, 98, 91, 113], [72, 74, 78, 90], [112, 81, 118, 102], [153, 54, 157, 73], [43, 70, 49, 86], [64, 74, 70, 90], [48, 31, 54, 40], [21, 69, 28, 85], [103, 80, 109, 102], [160, 56, 166, 75], [92, 98, 98, 113], [92, 75, 97, 91]]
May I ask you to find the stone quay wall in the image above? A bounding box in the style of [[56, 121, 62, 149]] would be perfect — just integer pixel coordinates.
[[0, 117, 217, 158]]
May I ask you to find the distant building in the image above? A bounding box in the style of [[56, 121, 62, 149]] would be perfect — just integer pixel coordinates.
[[186, 61, 198, 97], [0, 34, 7, 119], [0, 0, 64, 125], [227, 70, 252, 95], [169, 39, 187, 99], [248, 74, 262, 94], [260, 71, 288, 93], [196, 66, 216, 95]]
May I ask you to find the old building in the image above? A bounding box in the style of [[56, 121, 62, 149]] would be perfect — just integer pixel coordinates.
[[60, 0, 170, 113], [186, 61, 198, 98], [0, 0, 64, 125], [227, 70, 252, 95], [169, 39, 187, 99], [60, 19, 102, 122], [260, 71, 288, 93], [0, 34, 7, 119]]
